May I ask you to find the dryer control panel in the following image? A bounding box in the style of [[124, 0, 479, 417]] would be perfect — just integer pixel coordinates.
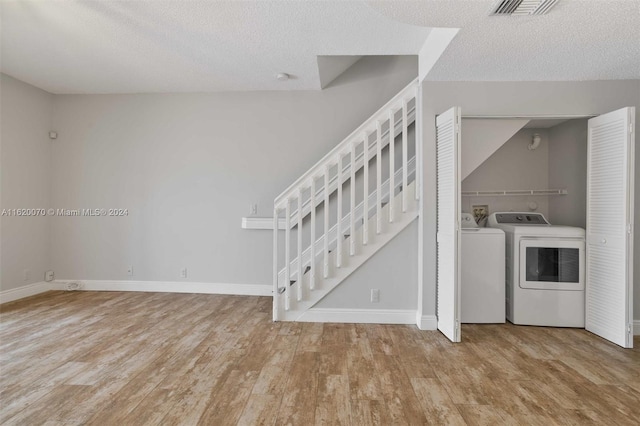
[[490, 212, 549, 225]]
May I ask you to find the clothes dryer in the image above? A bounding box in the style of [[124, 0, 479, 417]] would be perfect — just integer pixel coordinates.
[[487, 212, 585, 327]]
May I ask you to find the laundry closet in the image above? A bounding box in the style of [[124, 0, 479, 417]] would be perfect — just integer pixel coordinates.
[[461, 118, 588, 228], [434, 106, 635, 348], [459, 118, 588, 328]]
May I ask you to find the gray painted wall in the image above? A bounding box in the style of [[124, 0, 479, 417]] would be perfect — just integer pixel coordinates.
[[548, 119, 589, 229], [420, 80, 640, 319], [0, 74, 53, 291], [315, 220, 418, 310], [460, 118, 528, 180], [462, 128, 550, 218], [50, 56, 418, 289]]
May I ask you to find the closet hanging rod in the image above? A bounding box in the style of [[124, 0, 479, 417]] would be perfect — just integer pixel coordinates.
[[462, 189, 568, 197]]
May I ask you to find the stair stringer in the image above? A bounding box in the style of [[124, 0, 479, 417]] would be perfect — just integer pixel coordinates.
[[277, 181, 418, 322]]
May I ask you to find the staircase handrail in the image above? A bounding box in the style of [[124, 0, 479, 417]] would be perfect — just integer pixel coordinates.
[[274, 78, 418, 209]]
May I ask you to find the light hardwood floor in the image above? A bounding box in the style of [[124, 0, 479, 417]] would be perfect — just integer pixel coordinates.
[[1, 291, 639, 425]]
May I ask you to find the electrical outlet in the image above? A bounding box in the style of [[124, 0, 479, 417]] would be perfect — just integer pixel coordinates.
[[23, 269, 30, 281], [45, 270, 55, 282], [250, 203, 258, 216], [180, 267, 188, 278], [472, 205, 489, 224], [127, 265, 134, 276], [370, 289, 380, 303]]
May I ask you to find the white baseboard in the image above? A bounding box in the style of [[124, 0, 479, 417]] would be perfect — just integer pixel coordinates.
[[416, 314, 437, 330], [50, 280, 272, 296], [634, 320, 640, 336], [296, 308, 416, 324], [1, 280, 271, 305], [0, 281, 51, 304]]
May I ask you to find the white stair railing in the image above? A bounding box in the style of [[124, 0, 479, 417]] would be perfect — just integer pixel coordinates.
[[275, 158, 417, 286], [273, 79, 419, 321]]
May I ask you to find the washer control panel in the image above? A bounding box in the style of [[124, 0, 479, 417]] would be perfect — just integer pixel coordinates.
[[491, 212, 549, 225]]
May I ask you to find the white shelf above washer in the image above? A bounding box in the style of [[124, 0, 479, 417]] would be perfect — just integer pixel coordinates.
[[462, 189, 568, 197]]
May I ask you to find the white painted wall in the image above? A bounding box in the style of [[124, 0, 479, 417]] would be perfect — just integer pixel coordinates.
[[420, 80, 640, 320], [50, 56, 418, 290], [548, 119, 588, 228], [0, 74, 53, 291], [462, 128, 550, 218]]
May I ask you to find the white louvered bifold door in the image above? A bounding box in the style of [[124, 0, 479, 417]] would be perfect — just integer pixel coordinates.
[[586, 107, 635, 348], [436, 107, 462, 343]]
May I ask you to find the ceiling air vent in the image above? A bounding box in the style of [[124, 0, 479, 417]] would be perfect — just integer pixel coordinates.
[[491, 0, 560, 15]]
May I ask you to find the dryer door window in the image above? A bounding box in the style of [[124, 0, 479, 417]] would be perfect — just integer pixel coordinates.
[[526, 247, 580, 283], [519, 239, 585, 291]]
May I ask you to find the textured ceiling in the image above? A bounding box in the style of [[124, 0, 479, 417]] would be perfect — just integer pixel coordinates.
[[3, 1, 638, 94], [0, 1, 430, 94], [369, 0, 640, 81]]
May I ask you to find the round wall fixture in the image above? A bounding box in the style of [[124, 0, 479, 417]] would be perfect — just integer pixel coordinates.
[[528, 133, 541, 150], [276, 73, 290, 81]]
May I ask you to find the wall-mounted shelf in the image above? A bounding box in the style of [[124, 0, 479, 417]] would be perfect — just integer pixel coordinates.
[[462, 189, 568, 197], [241, 217, 286, 230]]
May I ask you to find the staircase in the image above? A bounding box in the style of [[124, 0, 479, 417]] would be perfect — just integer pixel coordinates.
[[272, 79, 420, 322]]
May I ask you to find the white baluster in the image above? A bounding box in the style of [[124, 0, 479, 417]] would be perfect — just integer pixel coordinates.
[[402, 100, 408, 213], [273, 207, 279, 320], [310, 177, 316, 290], [284, 199, 291, 311], [415, 89, 420, 201], [297, 188, 303, 302], [362, 133, 369, 245], [376, 120, 382, 234], [336, 154, 342, 268], [389, 109, 395, 223], [350, 142, 356, 256], [324, 166, 330, 278]]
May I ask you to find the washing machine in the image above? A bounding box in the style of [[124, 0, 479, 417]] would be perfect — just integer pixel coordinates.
[[460, 213, 505, 323], [487, 212, 585, 327]]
